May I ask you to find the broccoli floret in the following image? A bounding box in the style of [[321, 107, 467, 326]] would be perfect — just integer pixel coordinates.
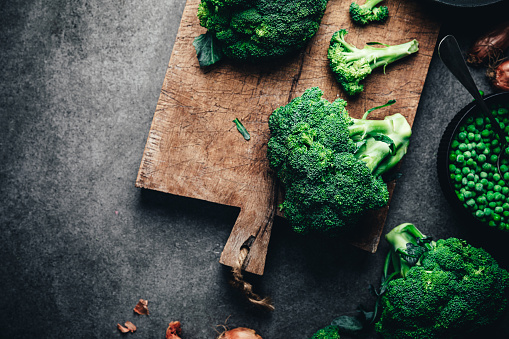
[[267, 87, 411, 235], [194, 0, 329, 66], [350, 0, 389, 26], [376, 223, 509, 338], [327, 29, 419, 96], [310, 325, 341, 339]]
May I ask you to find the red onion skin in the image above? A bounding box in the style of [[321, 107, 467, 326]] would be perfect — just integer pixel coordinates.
[[219, 327, 263, 339], [467, 21, 509, 66], [489, 60, 509, 92]]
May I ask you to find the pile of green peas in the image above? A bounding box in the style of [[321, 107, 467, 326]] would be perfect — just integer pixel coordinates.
[[448, 103, 509, 231]]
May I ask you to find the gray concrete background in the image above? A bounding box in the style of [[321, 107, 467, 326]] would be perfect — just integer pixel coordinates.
[[2, 0, 509, 338]]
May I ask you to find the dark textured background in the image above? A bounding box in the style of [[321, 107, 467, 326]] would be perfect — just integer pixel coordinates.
[[1, 0, 509, 338]]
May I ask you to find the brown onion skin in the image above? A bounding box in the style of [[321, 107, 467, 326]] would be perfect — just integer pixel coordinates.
[[488, 59, 509, 92], [218, 327, 263, 339], [467, 21, 509, 66]]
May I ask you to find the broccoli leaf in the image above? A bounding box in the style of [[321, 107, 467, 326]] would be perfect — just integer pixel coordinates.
[[193, 32, 223, 67], [398, 240, 433, 266], [371, 133, 395, 154], [331, 315, 364, 334]]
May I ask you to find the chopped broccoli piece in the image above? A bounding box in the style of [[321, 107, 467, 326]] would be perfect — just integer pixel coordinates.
[[267, 87, 411, 235], [327, 29, 419, 96], [310, 325, 341, 338], [350, 0, 389, 26], [194, 0, 329, 66], [376, 223, 509, 338]]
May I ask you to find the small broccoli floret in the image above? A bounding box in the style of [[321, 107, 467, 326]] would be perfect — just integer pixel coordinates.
[[267, 87, 411, 235], [194, 0, 329, 66], [310, 325, 341, 339], [327, 29, 419, 96], [376, 223, 509, 338], [350, 0, 389, 26]]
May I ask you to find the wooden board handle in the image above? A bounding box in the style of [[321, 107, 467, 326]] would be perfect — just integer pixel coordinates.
[[219, 181, 277, 275]]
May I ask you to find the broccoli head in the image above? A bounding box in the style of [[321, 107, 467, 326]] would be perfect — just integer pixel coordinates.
[[349, 0, 389, 26], [267, 87, 411, 235], [310, 325, 341, 338], [327, 29, 419, 96], [376, 223, 509, 338], [194, 0, 329, 66]]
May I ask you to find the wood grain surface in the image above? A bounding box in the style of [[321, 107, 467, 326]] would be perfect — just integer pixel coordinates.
[[136, 0, 440, 275]]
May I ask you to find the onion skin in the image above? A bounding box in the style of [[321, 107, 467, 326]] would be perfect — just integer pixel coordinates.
[[218, 327, 263, 339], [488, 59, 509, 92], [467, 21, 509, 66]]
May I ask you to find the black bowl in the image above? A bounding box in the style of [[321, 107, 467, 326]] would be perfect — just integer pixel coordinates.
[[428, 0, 504, 7], [437, 92, 509, 232]]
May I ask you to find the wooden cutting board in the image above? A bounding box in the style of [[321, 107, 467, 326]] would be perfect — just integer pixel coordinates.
[[136, 0, 440, 275]]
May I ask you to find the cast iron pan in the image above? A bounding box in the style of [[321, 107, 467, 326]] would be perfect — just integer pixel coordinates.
[[437, 92, 509, 231], [429, 0, 504, 7]]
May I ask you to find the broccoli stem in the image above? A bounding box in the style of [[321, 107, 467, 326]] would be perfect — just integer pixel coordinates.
[[385, 223, 436, 278], [349, 113, 412, 176], [361, 0, 386, 10], [343, 40, 419, 70]]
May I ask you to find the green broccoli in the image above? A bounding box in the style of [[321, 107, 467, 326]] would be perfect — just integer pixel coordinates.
[[267, 87, 411, 235], [193, 0, 329, 66], [376, 223, 509, 338], [350, 0, 389, 26], [310, 325, 341, 338], [327, 29, 419, 96]]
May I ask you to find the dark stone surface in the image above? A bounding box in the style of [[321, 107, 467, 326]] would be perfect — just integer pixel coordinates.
[[1, 1, 509, 338]]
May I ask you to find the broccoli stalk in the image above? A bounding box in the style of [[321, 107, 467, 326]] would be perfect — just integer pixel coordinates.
[[350, 114, 412, 176], [384, 223, 436, 279], [350, 0, 389, 26], [328, 29, 419, 96]]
